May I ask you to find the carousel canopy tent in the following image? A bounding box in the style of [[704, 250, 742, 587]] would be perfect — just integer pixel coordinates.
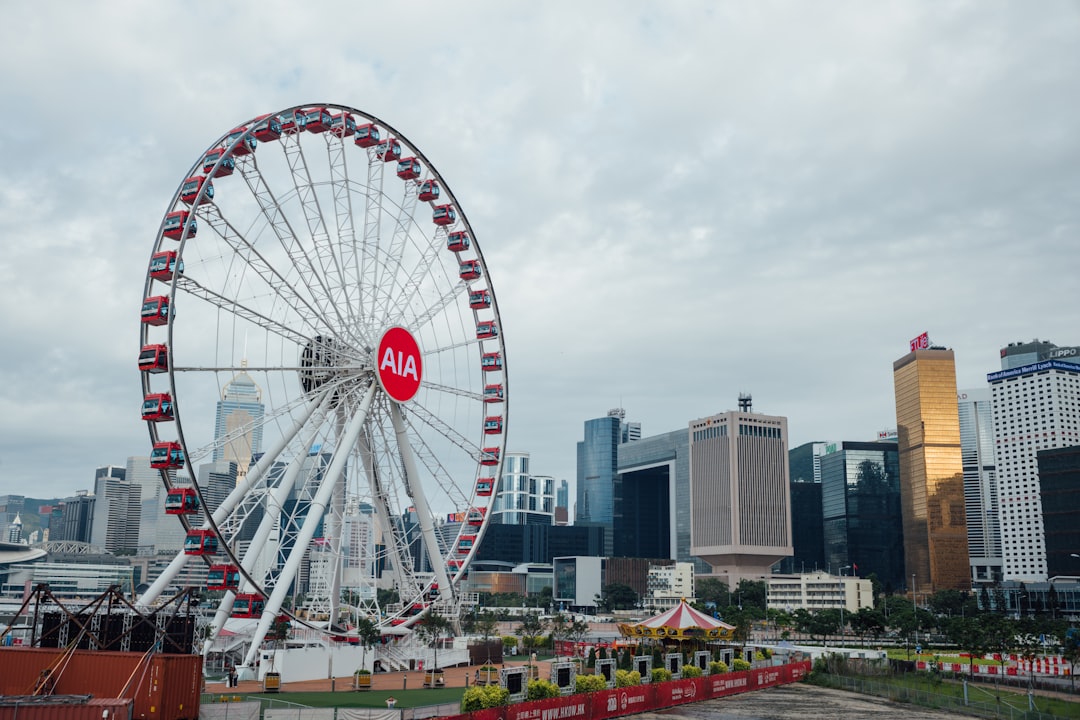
[[618, 600, 735, 641]]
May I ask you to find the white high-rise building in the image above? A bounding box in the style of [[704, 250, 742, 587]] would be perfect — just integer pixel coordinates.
[[493, 452, 555, 525], [91, 466, 141, 553], [958, 388, 1002, 585], [213, 369, 265, 484], [988, 357, 1080, 581], [689, 397, 792, 585]]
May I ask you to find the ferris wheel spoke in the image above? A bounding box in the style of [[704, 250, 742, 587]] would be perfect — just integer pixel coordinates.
[[374, 182, 421, 328], [324, 135, 362, 338], [358, 152, 385, 335], [404, 401, 483, 457], [281, 134, 351, 332], [398, 279, 468, 334], [424, 336, 485, 356], [419, 380, 484, 403], [192, 203, 333, 334], [384, 227, 446, 330], [174, 275, 315, 347], [236, 151, 346, 332]]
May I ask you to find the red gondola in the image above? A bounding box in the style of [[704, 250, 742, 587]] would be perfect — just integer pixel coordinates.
[[460, 260, 481, 281], [484, 416, 503, 434], [476, 321, 498, 340], [484, 384, 504, 403], [150, 441, 185, 469], [280, 109, 308, 134], [469, 290, 490, 309], [139, 344, 169, 374], [162, 210, 196, 240], [141, 393, 174, 422], [396, 157, 421, 180], [141, 296, 170, 326], [225, 127, 256, 155], [447, 558, 463, 570], [418, 179, 440, 202], [179, 175, 214, 205], [390, 618, 407, 626], [252, 113, 283, 142], [232, 593, 264, 617], [481, 352, 502, 372], [207, 564, 241, 591], [475, 479, 494, 496], [304, 107, 333, 133], [428, 582, 440, 598], [330, 111, 356, 137], [457, 535, 476, 554], [149, 251, 184, 282], [375, 139, 402, 162], [202, 148, 235, 177], [432, 205, 456, 226], [447, 231, 470, 252], [164, 487, 199, 515], [410, 601, 428, 614], [466, 508, 485, 526], [184, 529, 218, 555], [480, 447, 500, 465], [354, 123, 381, 148]]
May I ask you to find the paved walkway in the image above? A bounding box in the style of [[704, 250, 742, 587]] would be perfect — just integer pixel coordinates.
[[209, 659, 553, 695]]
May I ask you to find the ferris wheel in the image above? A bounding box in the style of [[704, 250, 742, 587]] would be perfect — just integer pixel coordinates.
[[135, 105, 507, 665]]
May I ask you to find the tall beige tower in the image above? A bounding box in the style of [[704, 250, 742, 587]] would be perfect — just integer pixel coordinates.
[[893, 347, 970, 592], [689, 397, 792, 585]]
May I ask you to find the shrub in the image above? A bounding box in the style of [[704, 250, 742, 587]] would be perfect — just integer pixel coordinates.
[[598, 647, 608, 660], [709, 660, 728, 675], [753, 651, 766, 661], [587, 648, 597, 666], [681, 664, 702, 678], [760, 648, 772, 659], [732, 658, 751, 672], [461, 684, 511, 711], [615, 669, 641, 687], [502, 636, 518, 650], [650, 667, 673, 683], [527, 679, 561, 700], [574, 674, 608, 693]]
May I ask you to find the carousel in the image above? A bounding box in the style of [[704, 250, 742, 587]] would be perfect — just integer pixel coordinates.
[[618, 600, 735, 642]]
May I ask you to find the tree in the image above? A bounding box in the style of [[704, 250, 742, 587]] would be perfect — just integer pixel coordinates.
[[516, 613, 547, 660], [695, 577, 730, 609], [354, 616, 381, 672], [596, 584, 638, 612], [475, 612, 500, 644], [735, 579, 767, 617], [415, 611, 453, 671], [849, 607, 886, 645], [1063, 630, 1080, 692], [947, 615, 988, 677]]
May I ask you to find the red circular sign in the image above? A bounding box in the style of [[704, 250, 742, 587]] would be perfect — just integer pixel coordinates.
[[376, 327, 423, 402]]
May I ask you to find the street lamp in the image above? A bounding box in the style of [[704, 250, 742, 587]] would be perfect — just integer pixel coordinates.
[[912, 574, 918, 647], [838, 567, 851, 641]]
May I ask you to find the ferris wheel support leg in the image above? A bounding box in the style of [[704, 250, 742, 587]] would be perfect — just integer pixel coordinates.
[[138, 389, 330, 608], [240, 383, 376, 670], [389, 402, 454, 605], [357, 430, 410, 602], [204, 424, 326, 655]]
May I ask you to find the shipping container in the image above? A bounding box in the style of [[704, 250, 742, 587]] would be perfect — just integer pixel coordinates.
[[0, 697, 133, 720], [0, 649, 200, 720]]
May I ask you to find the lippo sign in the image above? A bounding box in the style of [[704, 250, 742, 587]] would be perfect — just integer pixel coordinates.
[[376, 326, 423, 402]]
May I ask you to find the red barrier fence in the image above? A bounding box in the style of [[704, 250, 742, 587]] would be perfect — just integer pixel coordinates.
[[443, 661, 812, 720]]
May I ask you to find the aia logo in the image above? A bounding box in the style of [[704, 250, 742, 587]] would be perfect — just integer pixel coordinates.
[[376, 327, 423, 402]]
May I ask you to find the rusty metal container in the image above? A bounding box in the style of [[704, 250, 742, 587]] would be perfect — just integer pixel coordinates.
[[0, 697, 133, 720], [0, 648, 200, 720]]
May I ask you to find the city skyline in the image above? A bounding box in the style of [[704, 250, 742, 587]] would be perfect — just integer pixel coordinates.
[[1, 3, 1079, 498]]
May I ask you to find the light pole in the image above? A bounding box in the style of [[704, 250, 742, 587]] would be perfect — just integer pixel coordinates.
[[838, 566, 851, 640], [912, 573, 918, 647]]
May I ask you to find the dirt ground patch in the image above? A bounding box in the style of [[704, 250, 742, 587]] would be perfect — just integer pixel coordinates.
[[640, 683, 959, 719]]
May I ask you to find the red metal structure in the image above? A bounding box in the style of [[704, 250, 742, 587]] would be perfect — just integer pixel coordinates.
[[476, 321, 498, 339], [179, 175, 213, 205], [140, 296, 170, 326], [483, 384, 504, 403], [475, 479, 494, 496], [396, 157, 421, 180], [480, 447, 500, 465], [162, 210, 196, 240], [207, 564, 241, 591], [231, 593, 264, 617], [280, 109, 308, 134], [433, 204, 456, 226], [225, 127, 256, 155], [201, 148, 235, 177], [481, 352, 502, 372], [252, 113, 282, 142], [354, 123, 380, 147], [447, 231, 470, 252], [330, 111, 356, 137], [483, 416, 503, 434], [418, 179, 440, 201], [304, 107, 333, 133], [184, 529, 218, 555], [376, 138, 402, 162], [469, 289, 491, 309], [150, 441, 184, 469], [459, 260, 481, 280]]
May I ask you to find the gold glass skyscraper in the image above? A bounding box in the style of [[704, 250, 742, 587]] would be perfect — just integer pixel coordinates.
[[893, 348, 970, 591]]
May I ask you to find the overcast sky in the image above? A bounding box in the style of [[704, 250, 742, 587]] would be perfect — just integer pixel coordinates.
[[1, 2, 1078, 502]]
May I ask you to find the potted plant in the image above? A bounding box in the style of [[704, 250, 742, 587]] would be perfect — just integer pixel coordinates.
[[477, 664, 499, 685], [353, 668, 372, 690]]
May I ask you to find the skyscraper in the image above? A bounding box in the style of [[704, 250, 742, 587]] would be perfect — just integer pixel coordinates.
[[782, 441, 829, 575], [820, 440, 904, 592], [52, 491, 96, 544], [988, 350, 1080, 581], [893, 345, 969, 591], [958, 388, 1002, 585], [90, 466, 141, 554], [689, 398, 792, 584], [492, 452, 555, 525], [213, 369, 265, 483], [576, 408, 639, 555]]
